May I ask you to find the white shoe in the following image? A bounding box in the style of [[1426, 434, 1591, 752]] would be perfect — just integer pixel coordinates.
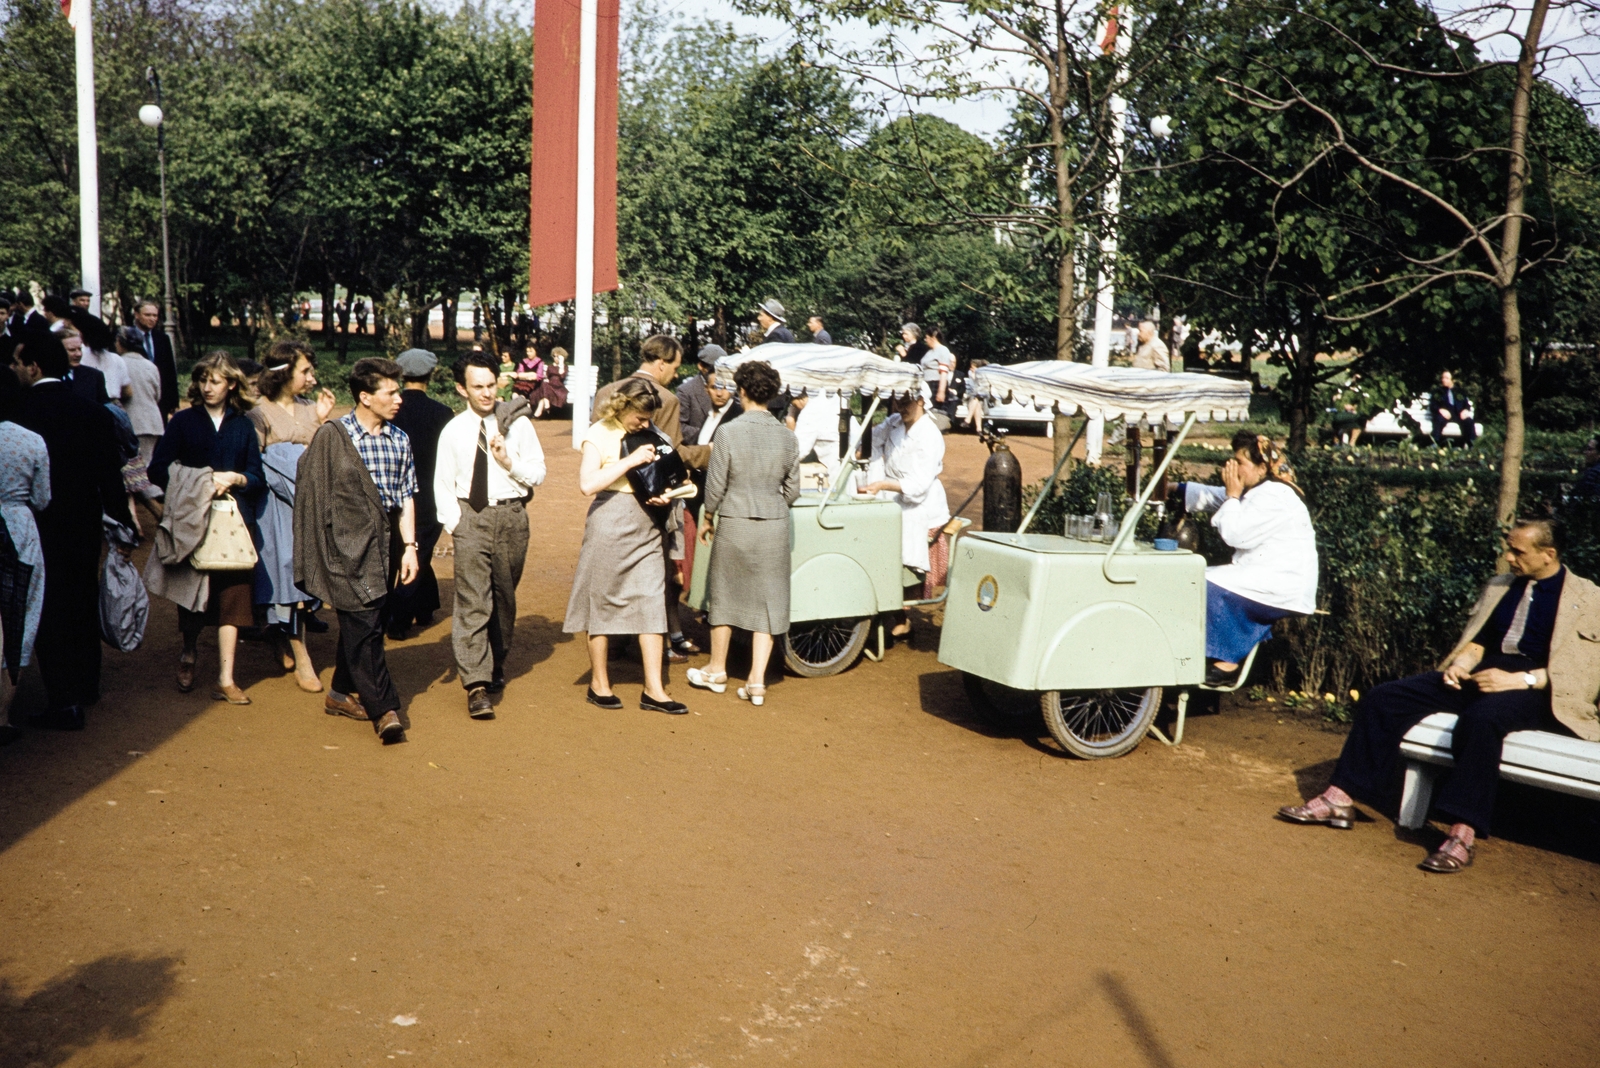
[[737, 684, 766, 707], [686, 668, 727, 694]]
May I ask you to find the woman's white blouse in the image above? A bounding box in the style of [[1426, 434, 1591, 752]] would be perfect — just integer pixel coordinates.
[[1186, 481, 1318, 614], [868, 413, 951, 572], [793, 397, 842, 483]]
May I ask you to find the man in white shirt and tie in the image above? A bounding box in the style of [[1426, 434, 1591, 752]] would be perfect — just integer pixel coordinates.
[[435, 353, 546, 718]]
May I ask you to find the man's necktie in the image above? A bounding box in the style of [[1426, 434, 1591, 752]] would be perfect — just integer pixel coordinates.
[[1501, 581, 1537, 656], [469, 419, 490, 513], [144, 331, 155, 361]]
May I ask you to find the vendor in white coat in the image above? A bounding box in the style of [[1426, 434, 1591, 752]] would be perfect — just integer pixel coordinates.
[[861, 387, 951, 636], [1182, 431, 1318, 685], [790, 391, 842, 485]]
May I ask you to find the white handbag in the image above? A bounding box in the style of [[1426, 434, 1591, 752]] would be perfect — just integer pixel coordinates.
[[189, 493, 258, 571]]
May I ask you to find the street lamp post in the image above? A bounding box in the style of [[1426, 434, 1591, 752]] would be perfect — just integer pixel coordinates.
[[140, 67, 176, 353]]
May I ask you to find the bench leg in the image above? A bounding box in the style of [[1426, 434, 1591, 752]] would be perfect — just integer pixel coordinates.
[[1398, 761, 1438, 830], [1147, 691, 1188, 747]]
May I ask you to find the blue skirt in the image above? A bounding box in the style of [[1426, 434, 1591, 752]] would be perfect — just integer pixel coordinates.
[[1205, 583, 1293, 662]]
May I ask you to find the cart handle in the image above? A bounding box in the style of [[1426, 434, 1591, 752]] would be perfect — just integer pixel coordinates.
[[1103, 412, 1197, 584], [818, 393, 883, 531], [1015, 416, 1087, 535]]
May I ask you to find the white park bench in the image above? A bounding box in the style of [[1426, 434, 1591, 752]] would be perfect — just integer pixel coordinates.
[[1398, 712, 1600, 829]]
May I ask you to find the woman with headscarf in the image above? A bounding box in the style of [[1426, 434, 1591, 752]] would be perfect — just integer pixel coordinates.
[[149, 352, 266, 704], [861, 388, 952, 638], [564, 376, 687, 714], [247, 340, 336, 692], [1179, 430, 1318, 685]]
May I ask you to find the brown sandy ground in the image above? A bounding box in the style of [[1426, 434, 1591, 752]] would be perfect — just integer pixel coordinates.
[[1, 420, 1597, 1068]]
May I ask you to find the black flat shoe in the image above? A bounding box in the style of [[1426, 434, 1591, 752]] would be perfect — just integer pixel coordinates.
[[28, 705, 85, 731], [485, 672, 506, 694], [640, 694, 689, 715], [586, 688, 623, 710], [303, 612, 329, 634], [1205, 664, 1242, 686]]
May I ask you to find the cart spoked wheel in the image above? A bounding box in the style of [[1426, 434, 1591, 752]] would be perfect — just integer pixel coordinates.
[[962, 673, 1040, 723], [1041, 687, 1163, 759], [783, 618, 871, 677]]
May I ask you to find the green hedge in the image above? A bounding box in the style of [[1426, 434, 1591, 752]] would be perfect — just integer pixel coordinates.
[[1020, 449, 1600, 701]]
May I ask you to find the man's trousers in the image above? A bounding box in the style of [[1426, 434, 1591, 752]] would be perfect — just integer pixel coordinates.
[[1329, 670, 1554, 835], [450, 501, 529, 690], [333, 604, 404, 731], [35, 525, 103, 710]]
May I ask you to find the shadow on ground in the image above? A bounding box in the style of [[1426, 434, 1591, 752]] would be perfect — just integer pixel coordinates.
[[0, 953, 181, 1068]]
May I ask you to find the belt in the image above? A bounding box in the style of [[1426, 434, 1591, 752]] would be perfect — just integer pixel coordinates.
[[458, 497, 524, 509]]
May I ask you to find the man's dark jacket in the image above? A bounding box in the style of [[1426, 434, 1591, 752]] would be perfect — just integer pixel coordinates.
[[676, 373, 714, 448], [66, 364, 108, 406], [146, 329, 180, 419], [294, 420, 390, 611], [390, 389, 453, 537]]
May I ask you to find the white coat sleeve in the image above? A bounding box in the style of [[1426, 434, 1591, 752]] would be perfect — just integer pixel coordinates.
[[1211, 487, 1293, 552], [1185, 482, 1228, 514], [434, 421, 462, 535], [895, 430, 943, 506]]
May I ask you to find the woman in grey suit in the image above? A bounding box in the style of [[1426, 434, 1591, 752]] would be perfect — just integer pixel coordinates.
[[687, 361, 800, 705]]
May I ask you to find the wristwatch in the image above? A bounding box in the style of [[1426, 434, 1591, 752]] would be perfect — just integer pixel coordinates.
[[1522, 671, 1538, 689]]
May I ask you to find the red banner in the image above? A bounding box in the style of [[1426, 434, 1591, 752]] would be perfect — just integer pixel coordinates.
[[528, 0, 619, 308]]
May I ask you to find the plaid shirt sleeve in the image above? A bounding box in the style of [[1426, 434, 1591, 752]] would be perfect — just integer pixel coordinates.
[[398, 430, 418, 502]]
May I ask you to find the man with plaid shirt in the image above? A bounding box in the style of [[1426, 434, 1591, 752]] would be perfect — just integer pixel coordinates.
[[295, 357, 420, 743]]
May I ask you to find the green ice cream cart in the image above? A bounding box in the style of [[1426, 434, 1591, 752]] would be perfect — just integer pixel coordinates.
[[685, 344, 930, 676], [938, 362, 1253, 758]]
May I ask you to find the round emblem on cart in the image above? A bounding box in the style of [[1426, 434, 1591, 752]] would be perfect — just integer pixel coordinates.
[[976, 575, 998, 612]]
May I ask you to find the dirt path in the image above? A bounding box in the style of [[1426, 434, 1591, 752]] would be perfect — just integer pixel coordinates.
[[2, 421, 1597, 1067]]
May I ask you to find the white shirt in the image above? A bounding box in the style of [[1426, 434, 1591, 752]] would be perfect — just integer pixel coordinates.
[[868, 413, 951, 572], [434, 408, 547, 534], [793, 396, 842, 483], [80, 346, 130, 402], [698, 399, 737, 446], [1186, 481, 1318, 613], [121, 352, 164, 435]]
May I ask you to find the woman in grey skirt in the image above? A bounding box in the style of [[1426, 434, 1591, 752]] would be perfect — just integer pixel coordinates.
[[564, 376, 688, 714], [687, 361, 800, 706]]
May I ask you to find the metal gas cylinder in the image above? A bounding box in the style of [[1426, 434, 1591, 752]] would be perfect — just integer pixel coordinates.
[[982, 438, 1022, 532]]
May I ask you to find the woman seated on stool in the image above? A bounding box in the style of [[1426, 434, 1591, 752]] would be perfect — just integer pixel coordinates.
[[860, 386, 951, 638], [1181, 430, 1318, 685]]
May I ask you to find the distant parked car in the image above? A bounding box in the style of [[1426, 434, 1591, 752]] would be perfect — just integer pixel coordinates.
[[1362, 392, 1485, 443]]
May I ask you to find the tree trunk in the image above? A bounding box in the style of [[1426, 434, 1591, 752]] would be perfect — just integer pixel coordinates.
[[1049, 53, 1077, 469], [442, 292, 459, 352], [321, 286, 336, 339], [1494, 0, 1549, 526], [1287, 331, 1318, 453]]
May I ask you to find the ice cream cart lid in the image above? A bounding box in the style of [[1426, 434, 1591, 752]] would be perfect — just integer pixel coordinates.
[[713, 344, 925, 399], [970, 361, 1252, 426]]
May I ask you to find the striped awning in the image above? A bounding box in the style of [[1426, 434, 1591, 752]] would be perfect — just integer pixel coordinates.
[[713, 344, 925, 398], [971, 361, 1253, 426]]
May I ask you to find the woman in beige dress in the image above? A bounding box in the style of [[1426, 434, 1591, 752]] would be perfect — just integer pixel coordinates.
[[247, 340, 336, 689]]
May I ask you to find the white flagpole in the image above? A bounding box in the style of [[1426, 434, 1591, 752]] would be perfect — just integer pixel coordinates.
[[1086, 6, 1131, 465], [570, 0, 598, 449], [69, 0, 102, 318]]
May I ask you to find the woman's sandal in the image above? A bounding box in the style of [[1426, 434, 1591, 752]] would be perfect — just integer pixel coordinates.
[[686, 668, 727, 694], [737, 684, 766, 707], [1419, 836, 1474, 873], [1276, 795, 1357, 830]]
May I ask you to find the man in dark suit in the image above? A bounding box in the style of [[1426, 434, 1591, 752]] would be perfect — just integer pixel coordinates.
[[61, 330, 109, 405], [10, 328, 136, 728], [386, 348, 454, 638], [10, 289, 45, 333], [675, 344, 724, 448], [1430, 370, 1476, 447], [755, 299, 794, 344], [807, 315, 832, 346], [134, 300, 180, 420]]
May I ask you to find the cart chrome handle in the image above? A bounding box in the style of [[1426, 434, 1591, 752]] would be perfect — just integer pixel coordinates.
[[1103, 412, 1197, 584], [1015, 416, 1087, 535], [818, 394, 883, 530]]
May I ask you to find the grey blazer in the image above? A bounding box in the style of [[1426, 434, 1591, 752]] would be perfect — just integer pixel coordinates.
[[704, 409, 800, 520]]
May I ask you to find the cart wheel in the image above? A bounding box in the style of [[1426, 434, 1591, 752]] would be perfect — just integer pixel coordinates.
[[1041, 687, 1162, 759], [962, 673, 1040, 723], [783, 618, 871, 677]]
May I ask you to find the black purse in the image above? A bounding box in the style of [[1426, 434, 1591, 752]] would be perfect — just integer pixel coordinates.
[[622, 425, 688, 512]]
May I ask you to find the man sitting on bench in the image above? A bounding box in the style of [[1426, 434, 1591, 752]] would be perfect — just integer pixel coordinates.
[[1278, 518, 1600, 873]]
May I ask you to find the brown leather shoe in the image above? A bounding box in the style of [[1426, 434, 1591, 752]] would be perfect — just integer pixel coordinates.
[[212, 684, 251, 705], [324, 692, 367, 720], [1420, 837, 1474, 873], [375, 710, 405, 741], [467, 686, 494, 719], [1277, 797, 1356, 829]]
